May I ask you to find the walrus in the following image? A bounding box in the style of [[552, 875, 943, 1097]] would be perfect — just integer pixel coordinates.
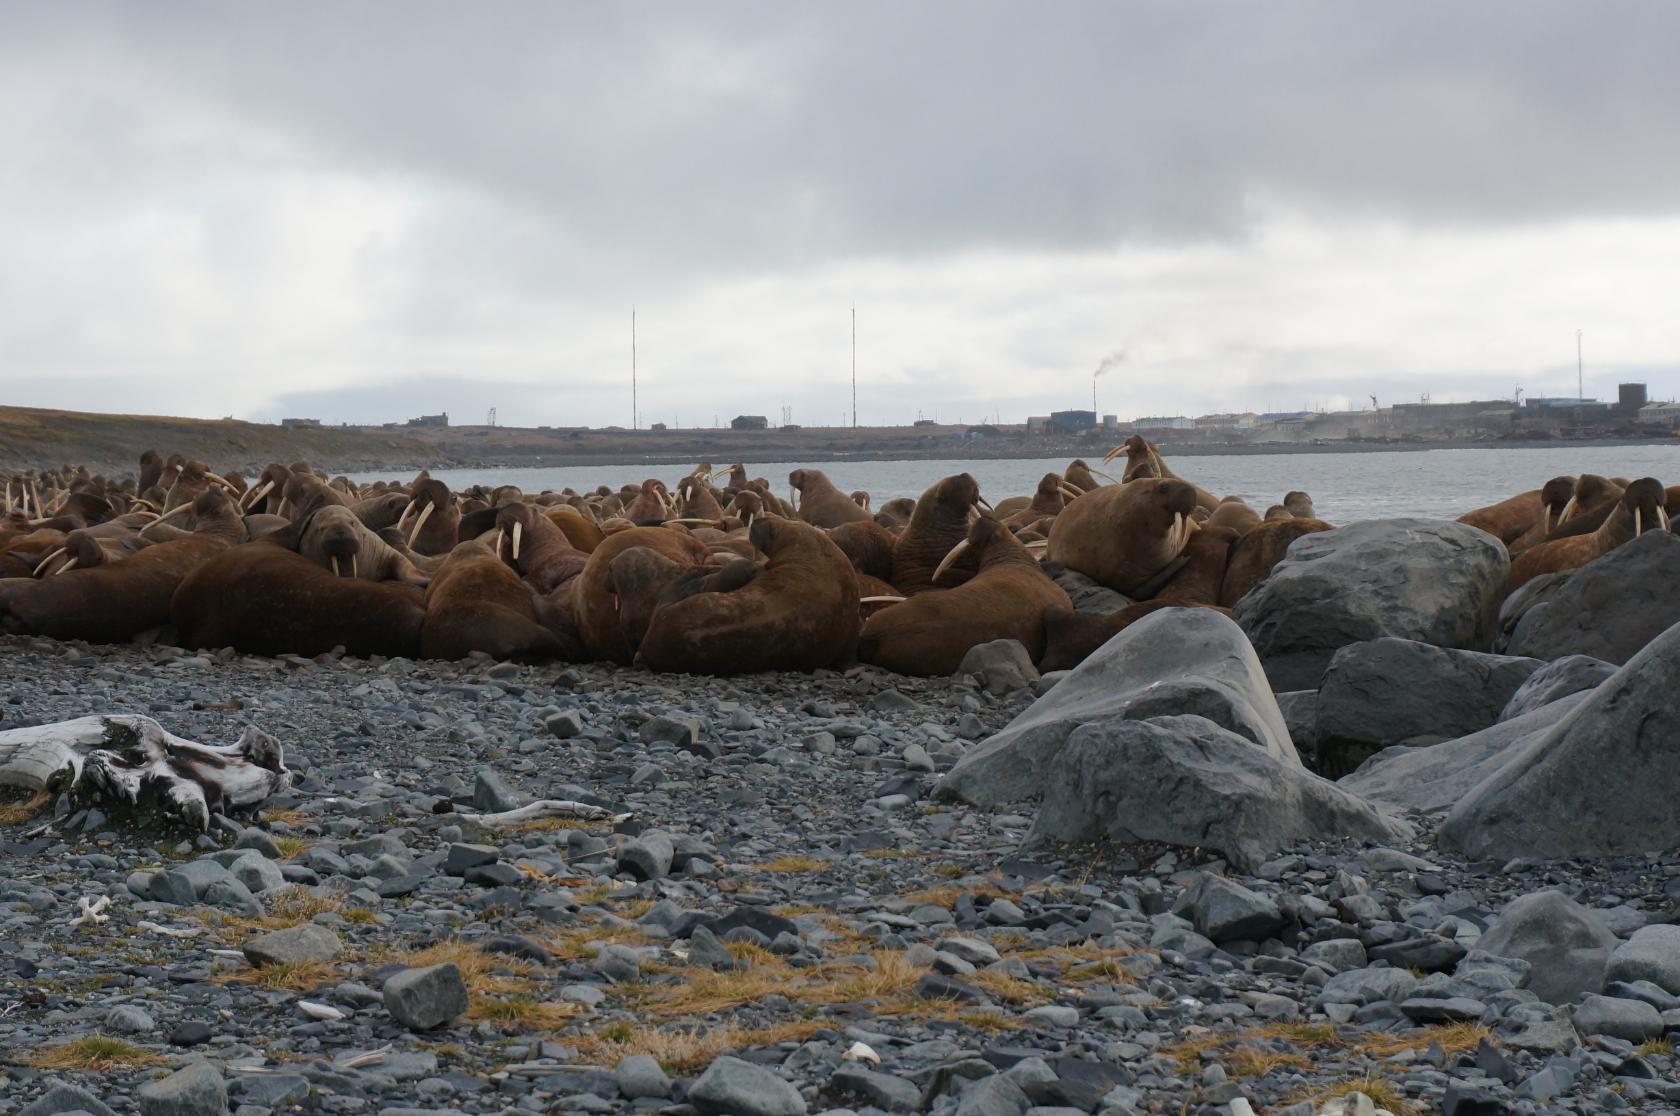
[[1038, 600, 1232, 673], [873, 497, 916, 531], [1150, 524, 1240, 605], [623, 480, 673, 526], [606, 549, 762, 657], [1507, 477, 1668, 592], [1206, 497, 1261, 536], [1063, 459, 1106, 493], [635, 518, 858, 674], [572, 526, 715, 664], [789, 469, 872, 528], [676, 476, 726, 520], [891, 474, 986, 595], [1282, 491, 1316, 519], [1104, 436, 1219, 510], [421, 540, 564, 661], [826, 519, 899, 581], [287, 505, 430, 585], [0, 509, 236, 643], [1003, 473, 1082, 530], [350, 492, 412, 533], [496, 503, 589, 595], [1217, 516, 1336, 606], [398, 478, 461, 556], [171, 541, 426, 658], [859, 516, 1071, 676], [1046, 478, 1200, 596], [1510, 474, 1625, 554], [545, 504, 607, 553]]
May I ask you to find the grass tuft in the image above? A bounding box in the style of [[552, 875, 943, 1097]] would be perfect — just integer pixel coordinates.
[[1295, 1075, 1420, 1116], [25, 1035, 165, 1071], [752, 855, 827, 873], [216, 960, 338, 992], [573, 1020, 826, 1073], [0, 791, 53, 827]]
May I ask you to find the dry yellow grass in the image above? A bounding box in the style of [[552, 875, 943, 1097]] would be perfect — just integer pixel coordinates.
[[198, 888, 352, 939], [0, 791, 52, 827], [470, 994, 580, 1031], [544, 922, 654, 962], [573, 1020, 827, 1073], [900, 880, 1013, 907], [272, 835, 312, 860], [24, 1035, 164, 1072], [369, 940, 536, 1001], [1224, 1047, 1312, 1079], [261, 808, 312, 828], [969, 968, 1051, 1006], [216, 960, 340, 993], [1355, 1022, 1492, 1057], [752, 855, 827, 873]]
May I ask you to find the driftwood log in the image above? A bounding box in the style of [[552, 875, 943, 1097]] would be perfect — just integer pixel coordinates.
[[0, 715, 290, 830]]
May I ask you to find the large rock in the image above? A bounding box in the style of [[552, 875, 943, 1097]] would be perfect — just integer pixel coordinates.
[[1232, 518, 1509, 690], [137, 1063, 228, 1116], [383, 963, 469, 1030], [1314, 638, 1543, 775], [1024, 714, 1409, 871], [1174, 872, 1285, 943], [1438, 619, 1680, 859], [1474, 891, 1615, 1005], [1339, 692, 1590, 814], [1504, 530, 1680, 664], [1606, 925, 1680, 995], [939, 609, 1296, 808], [1497, 654, 1616, 721], [242, 923, 343, 967], [690, 1056, 807, 1116]]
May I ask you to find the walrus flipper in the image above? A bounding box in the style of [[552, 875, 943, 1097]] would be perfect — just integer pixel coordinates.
[[0, 715, 290, 831]]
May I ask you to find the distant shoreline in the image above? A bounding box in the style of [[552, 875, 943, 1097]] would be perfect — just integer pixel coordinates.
[[424, 435, 1678, 472]]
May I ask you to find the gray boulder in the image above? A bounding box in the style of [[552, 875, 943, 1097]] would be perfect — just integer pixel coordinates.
[[690, 1056, 807, 1116], [1232, 518, 1509, 690], [1504, 530, 1680, 664], [1606, 925, 1680, 995], [939, 609, 1296, 808], [18, 1083, 119, 1116], [1321, 965, 1418, 1006], [1571, 994, 1663, 1041], [1024, 715, 1408, 871], [1273, 690, 1319, 764], [137, 1063, 227, 1116], [1439, 619, 1680, 859], [1339, 692, 1590, 814], [1049, 567, 1132, 616], [1314, 638, 1543, 775], [243, 922, 343, 967], [1475, 891, 1615, 1005], [383, 963, 469, 1030], [958, 639, 1039, 694], [1173, 872, 1285, 943], [1497, 654, 1616, 721], [1495, 570, 1573, 650]]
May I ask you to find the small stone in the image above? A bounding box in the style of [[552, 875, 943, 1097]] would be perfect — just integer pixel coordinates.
[[825, 1064, 921, 1112], [229, 851, 286, 894], [17, 1084, 119, 1116], [690, 1055, 808, 1116], [902, 743, 936, 772], [383, 963, 469, 1030], [640, 714, 703, 748], [617, 831, 675, 881], [473, 768, 526, 813], [596, 943, 642, 983], [169, 1021, 213, 1047], [233, 830, 283, 859], [1177, 872, 1285, 943], [615, 1053, 671, 1100], [137, 1062, 228, 1116], [1606, 924, 1680, 994], [243, 923, 343, 967], [104, 1004, 157, 1034], [444, 842, 500, 874], [546, 710, 584, 738]]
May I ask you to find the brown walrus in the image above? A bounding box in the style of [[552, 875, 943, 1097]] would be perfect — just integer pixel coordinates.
[[421, 540, 563, 661], [826, 519, 899, 581], [873, 497, 916, 531], [637, 517, 859, 675], [1206, 497, 1261, 536], [1003, 473, 1081, 530], [1509, 474, 1624, 554], [1151, 524, 1240, 604], [859, 516, 1071, 676], [572, 526, 715, 664], [606, 550, 762, 658], [0, 489, 249, 642], [623, 480, 673, 526], [891, 473, 986, 595], [171, 541, 426, 658], [789, 468, 872, 528], [495, 503, 590, 595], [290, 505, 430, 585], [398, 477, 461, 556], [1507, 477, 1669, 592], [1217, 516, 1336, 606], [1046, 478, 1200, 596], [1104, 435, 1219, 510]]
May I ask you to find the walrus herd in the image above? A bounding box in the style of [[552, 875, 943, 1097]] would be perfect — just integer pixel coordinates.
[[0, 446, 1673, 676]]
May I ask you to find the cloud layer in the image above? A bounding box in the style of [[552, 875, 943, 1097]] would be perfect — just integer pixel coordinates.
[[3, 2, 1677, 427]]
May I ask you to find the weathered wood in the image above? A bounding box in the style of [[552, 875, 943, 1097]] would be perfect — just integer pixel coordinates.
[[0, 715, 289, 831], [457, 799, 627, 828]]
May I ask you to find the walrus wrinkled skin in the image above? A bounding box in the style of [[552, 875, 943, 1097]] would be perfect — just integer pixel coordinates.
[[789, 468, 872, 528], [421, 540, 563, 661], [292, 505, 429, 585], [1507, 477, 1668, 592], [1217, 516, 1335, 607], [171, 542, 426, 658], [1046, 478, 1200, 596], [859, 517, 1070, 676], [572, 527, 714, 664], [891, 473, 984, 595], [1, 533, 230, 643], [496, 503, 589, 595], [637, 518, 859, 675]]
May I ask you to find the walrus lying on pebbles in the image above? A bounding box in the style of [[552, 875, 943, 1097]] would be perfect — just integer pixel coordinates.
[[859, 517, 1069, 676], [637, 518, 858, 675], [421, 540, 564, 661], [1047, 477, 1200, 596], [572, 527, 714, 664]]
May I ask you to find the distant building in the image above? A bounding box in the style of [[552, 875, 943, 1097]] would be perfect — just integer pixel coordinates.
[[650, 422, 667, 432], [279, 417, 321, 429], [1193, 412, 1257, 434], [1618, 382, 1649, 415], [406, 413, 449, 428], [913, 418, 939, 428], [965, 424, 1004, 439], [731, 415, 768, 430], [1048, 409, 1097, 433], [1638, 401, 1680, 427], [1131, 415, 1195, 431], [1025, 415, 1052, 434]]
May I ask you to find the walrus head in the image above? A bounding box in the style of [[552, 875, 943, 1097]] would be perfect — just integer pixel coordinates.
[[1537, 475, 1575, 533], [1622, 477, 1670, 537], [1282, 490, 1315, 518]]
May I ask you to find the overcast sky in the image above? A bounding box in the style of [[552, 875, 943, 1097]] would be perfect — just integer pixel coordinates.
[[2, 2, 1678, 429]]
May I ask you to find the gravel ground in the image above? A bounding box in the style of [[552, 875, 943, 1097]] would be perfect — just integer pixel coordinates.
[[2, 634, 1678, 1116]]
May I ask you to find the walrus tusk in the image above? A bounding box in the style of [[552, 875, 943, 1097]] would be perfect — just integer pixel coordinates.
[[976, 496, 993, 512], [932, 538, 971, 584], [396, 501, 416, 531], [240, 480, 275, 510], [208, 475, 239, 491], [859, 595, 908, 604], [32, 548, 67, 578], [331, 556, 341, 577], [53, 557, 78, 575], [512, 520, 523, 560], [1634, 507, 1643, 536], [351, 553, 359, 579], [406, 501, 435, 548], [1102, 445, 1126, 464], [1557, 495, 1578, 524], [495, 528, 505, 559], [154, 502, 195, 524], [1661, 506, 1672, 532], [710, 467, 731, 483], [1090, 467, 1120, 484], [1057, 483, 1084, 501]]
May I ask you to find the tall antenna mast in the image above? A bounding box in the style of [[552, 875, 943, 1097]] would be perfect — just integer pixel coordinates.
[[851, 304, 857, 428], [632, 308, 638, 430], [1576, 329, 1583, 400]]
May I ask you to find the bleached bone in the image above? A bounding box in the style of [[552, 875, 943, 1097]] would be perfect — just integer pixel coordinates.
[[137, 920, 203, 938], [69, 895, 111, 928], [456, 799, 629, 828], [0, 715, 290, 831]]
